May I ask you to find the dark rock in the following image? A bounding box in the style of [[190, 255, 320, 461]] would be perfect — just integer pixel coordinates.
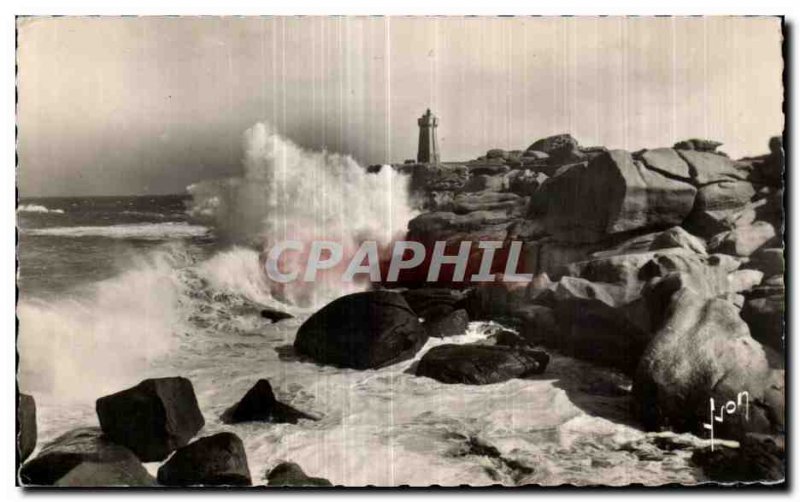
[[96, 377, 205, 462], [19, 427, 155, 487], [452, 191, 524, 214], [692, 433, 785, 483], [741, 294, 785, 352], [468, 163, 510, 176], [261, 308, 293, 323], [673, 138, 723, 153], [157, 433, 251, 486], [18, 393, 36, 464], [506, 169, 548, 196], [401, 288, 467, 321], [416, 344, 549, 385], [633, 289, 781, 438], [511, 304, 559, 345], [221, 379, 316, 424], [486, 148, 509, 160], [549, 277, 651, 373], [460, 174, 505, 193], [746, 248, 784, 277], [267, 462, 332, 487], [294, 291, 428, 369], [693, 180, 757, 212], [425, 309, 469, 338], [406, 210, 513, 245], [538, 150, 697, 243]]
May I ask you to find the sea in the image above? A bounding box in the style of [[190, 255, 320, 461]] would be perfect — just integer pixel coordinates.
[[16, 123, 705, 486]]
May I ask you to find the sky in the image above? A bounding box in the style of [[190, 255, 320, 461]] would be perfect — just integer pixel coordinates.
[[17, 16, 784, 197]]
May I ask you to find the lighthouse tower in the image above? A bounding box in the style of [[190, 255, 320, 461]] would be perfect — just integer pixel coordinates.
[[417, 109, 440, 164]]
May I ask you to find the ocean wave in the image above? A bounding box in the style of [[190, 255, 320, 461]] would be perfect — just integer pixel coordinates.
[[22, 222, 210, 240], [17, 204, 65, 214]]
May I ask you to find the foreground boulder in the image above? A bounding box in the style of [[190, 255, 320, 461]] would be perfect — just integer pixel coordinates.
[[294, 291, 428, 369], [267, 462, 333, 487], [18, 393, 37, 464], [157, 433, 251, 486], [692, 433, 785, 483], [633, 289, 783, 438], [221, 379, 316, 424], [401, 288, 467, 321], [416, 344, 549, 385], [537, 150, 697, 243], [96, 377, 205, 462], [19, 428, 155, 486]]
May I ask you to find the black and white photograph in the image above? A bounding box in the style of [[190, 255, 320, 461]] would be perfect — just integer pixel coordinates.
[[13, 10, 788, 490]]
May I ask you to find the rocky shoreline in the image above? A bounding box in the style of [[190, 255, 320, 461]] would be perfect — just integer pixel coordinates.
[[17, 133, 785, 486]]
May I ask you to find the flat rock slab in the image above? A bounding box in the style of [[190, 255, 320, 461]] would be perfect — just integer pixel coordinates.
[[96, 377, 205, 462], [416, 344, 549, 385]]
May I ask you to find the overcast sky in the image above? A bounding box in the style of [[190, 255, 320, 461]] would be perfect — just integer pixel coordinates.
[[18, 16, 783, 197]]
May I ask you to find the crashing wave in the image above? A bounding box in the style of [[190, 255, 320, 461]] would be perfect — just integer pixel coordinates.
[[18, 204, 65, 214]]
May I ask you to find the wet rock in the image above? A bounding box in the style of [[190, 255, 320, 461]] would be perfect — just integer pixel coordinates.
[[633, 289, 781, 438], [402, 288, 467, 322], [538, 150, 697, 243], [266, 462, 332, 487], [294, 291, 428, 369], [19, 427, 155, 487], [416, 344, 549, 385], [425, 309, 469, 338], [221, 379, 316, 424], [261, 308, 293, 323], [96, 377, 205, 462], [708, 221, 777, 257], [692, 433, 785, 483], [18, 393, 36, 464], [157, 433, 251, 486]]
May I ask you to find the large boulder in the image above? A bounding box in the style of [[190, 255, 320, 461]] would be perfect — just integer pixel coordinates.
[[18, 393, 36, 464], [745, 247, 784, 277], [633, 289, 782, 438], [266, 462, 333, 487], [415, 344, 549, 385], [96, 377, 205, 462], [294, 291, 428, 369], [19, 428, 155, 487], [676, 149, 749, 186], [638, 148, 693, 182], [157, 433, 251, 486], [221, 379, 316, 425], [537, 150, 697, 243]]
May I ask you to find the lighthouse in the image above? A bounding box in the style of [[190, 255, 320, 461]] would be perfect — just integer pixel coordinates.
[[417, 109, 440, 164]]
